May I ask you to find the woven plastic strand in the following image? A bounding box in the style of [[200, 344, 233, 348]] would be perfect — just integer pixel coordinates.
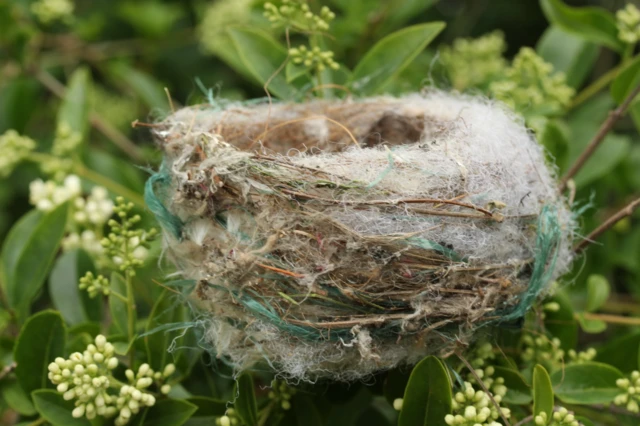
[[144, 165, 184, 239]]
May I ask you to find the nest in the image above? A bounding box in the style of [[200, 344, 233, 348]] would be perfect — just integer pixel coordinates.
[[148, 92, 574, 381]]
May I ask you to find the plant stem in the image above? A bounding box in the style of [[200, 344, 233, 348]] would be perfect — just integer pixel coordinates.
[[110, 291, 129, 304], [559, 85, 640, 192], [568, 63, 623, 111], [573, 196, 640, 253], [125, 268, 135, 367], [27, 418, 46, 426], [32, 69, 145, 161], [577, 312, 640, 326], [512, 415, 533, 426], [73, 164, 146, 208], [257, 401, 277, 426]]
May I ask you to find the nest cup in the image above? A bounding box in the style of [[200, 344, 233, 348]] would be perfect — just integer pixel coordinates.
[[147, 92, 574, 381]]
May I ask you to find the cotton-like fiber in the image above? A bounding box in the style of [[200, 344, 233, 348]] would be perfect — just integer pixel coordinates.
[[148, 92, 574, 381]]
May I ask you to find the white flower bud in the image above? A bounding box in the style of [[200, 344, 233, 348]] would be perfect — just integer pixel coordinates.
[[219, 416, 231, 426], [136, 378, 152, 389], [464, 406, 477, 419], [120, 406, 132, 419], [125, 369, 135, 381], [444, 414, 455, 425], [393, 398, 403, 411], [56, 383, 68, 393], [63, 390, 75, 400], [95, 334, 106, 348], [138, 363, 150, 377], [161, 384, 171, 395], [72, 405, 85, 418], [132, 389, 142, 401], [163, 364, 176, 377], [49, 362, 61, 373], [87, 364, 98, 375], [107, 357, 118, 370]]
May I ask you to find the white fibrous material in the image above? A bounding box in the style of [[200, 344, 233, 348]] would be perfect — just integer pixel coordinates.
[[149, 92, 574, 381]]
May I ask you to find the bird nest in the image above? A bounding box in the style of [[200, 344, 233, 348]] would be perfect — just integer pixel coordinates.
[[147, 92, 574, 381]]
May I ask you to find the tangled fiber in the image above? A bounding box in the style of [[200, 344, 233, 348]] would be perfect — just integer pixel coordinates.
[[147, 92, 574, 381]]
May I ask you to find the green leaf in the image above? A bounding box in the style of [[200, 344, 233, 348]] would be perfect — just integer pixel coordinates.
[[537, 26, 600, 89], [540, 0, 624, 52], [551, 362, 623, 404], [294, 395, 324, 426], [398, 356, 451, 426], [234, 373, 258, 426], [0, 77, 40, 133], [49, 249, 101, 325], [1, 204, 69, 319], [0, 379, 36, 416], [596, 331, 640, 372], [145, 289, 184, 371], [493, 367, 532, 405], [574, 133, 630, 188], [285, 61, 310, 83], [350, 22, 445, 95], [226, 27, 297, 100], [109, 272, 131, 336], [185, 396, 227, 418], [532, 364, 554, 419], [586, 274, 611, 312], [141, 399, 198, 426], [14, 310, 66, 397], [576, 313, 607, 334], [32, 389, 90, 426], [611, 54, 640, 104], [109, 62, 169, 112], [539, 119, 569, 173], [544, 292, 578, 350], [58, 67, 90, 139]]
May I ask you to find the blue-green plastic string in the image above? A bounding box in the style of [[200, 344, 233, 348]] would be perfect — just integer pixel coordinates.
[[496, 205, 561, 323], [144, 164, 184, 240]]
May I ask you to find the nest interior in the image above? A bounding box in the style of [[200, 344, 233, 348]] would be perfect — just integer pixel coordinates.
[[149, 92, 573, 381]]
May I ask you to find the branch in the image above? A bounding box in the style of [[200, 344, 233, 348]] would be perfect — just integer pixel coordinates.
[[559, 85, 640, 192], [573, 197, 640, 253], [512, 415, 533, 426], [33, 69, 145, 162]]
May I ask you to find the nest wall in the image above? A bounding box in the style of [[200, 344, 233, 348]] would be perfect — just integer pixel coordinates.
[[147, 92, 574, 381]]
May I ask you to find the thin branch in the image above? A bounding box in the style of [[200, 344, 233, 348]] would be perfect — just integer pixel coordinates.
[[512, 415, 533, 426], [33, 69, 145, 162], [456, 352, 512, 426], [574, 197, 640, 253], [577, 312, 640, 326], [559, 85, 640, 192]]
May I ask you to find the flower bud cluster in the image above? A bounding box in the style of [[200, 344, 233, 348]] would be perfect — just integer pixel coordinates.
[[101, 197, 157, 274], [567, 348, 596, 364], [614, 370, 640, 412], [440, 31, 507, 91], [445, 382, 510, 426], [79, 272, 110, 297], [489, 47, 574, 118], [52, 122, 82, 157], [268, 380, 296, 411], [0, 130, 36, 178], [48, 335, 119, 421], [30, 175, 82, 212], [216, 408, 240, 426], [617, 4, 640, 44], [114, 363, 175, 425], [534, 408, 579, 426], [469, 342, 496, 369], [467, 366, 507, 400], [289, 45, 339, 72], [30, 0, 74, 25], [73, 186, 114, 225], [62, 230, 104, 258], [520, 334, 565, 368], [264, 1, 335, 32]]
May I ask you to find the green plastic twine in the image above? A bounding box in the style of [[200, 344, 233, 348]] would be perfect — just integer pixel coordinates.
[[144, 164, 184, 240], [496, 204, 561, 323]]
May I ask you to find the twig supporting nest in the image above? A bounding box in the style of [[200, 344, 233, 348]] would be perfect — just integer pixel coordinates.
[[147, 92, 574, 381]]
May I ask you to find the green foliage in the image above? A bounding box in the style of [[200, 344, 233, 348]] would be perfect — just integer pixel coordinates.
[[1, 0, 640, 424], [398, 356, 451, 426]]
